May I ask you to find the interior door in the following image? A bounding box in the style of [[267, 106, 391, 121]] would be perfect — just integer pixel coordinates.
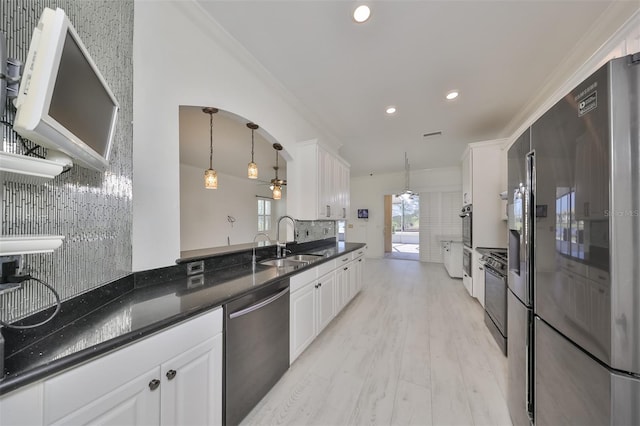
[[384, 194, 392, 253]]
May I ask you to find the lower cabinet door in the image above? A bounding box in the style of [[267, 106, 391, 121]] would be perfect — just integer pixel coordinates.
[[290, 283, 317, 363], [317, 272, 335, 333], [49, 367, 161, 426], [161, 335, 222, 426]]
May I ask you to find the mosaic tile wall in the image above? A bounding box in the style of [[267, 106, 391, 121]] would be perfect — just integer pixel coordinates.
[[1, 0, 134, 322], [296, 220, 337, 243]]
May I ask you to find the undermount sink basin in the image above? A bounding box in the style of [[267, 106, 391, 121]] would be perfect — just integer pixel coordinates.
[[259, 253, 324, 268], [287, 254, 324, 263], [259, 258, 309, 268]]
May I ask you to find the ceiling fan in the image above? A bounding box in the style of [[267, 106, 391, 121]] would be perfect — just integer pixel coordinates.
[[396, 152, 416, 200], [257, 143, 287, 189]]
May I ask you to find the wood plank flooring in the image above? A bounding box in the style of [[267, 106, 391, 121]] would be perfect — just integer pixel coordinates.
[[241, 258, 513, 426]]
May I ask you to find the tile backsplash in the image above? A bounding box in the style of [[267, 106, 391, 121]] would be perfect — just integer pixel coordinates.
[[1, 0, 134, 322], [296, 220, 337, 243]]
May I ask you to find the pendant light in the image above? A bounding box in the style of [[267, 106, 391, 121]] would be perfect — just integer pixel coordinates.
[[399, 151, 415, 200], [247, 123, 259, 179], [272, 143, 283, 200], [202, 107, 219, 189]]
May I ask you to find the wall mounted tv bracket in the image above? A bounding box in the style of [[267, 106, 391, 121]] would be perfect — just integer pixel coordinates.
[[0, 32, 24, 117]]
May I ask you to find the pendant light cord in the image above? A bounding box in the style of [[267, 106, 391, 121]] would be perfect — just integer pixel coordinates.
[[209, 112, 214, 169], [251, 128, 255, 162]]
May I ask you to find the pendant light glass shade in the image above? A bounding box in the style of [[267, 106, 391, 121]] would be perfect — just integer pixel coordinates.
[[204, 168, 218, 189], [248, 162, 258, 179], [272, 184, 282, 200], [247, 123, 259, 179], [203, 107, 219, 189]]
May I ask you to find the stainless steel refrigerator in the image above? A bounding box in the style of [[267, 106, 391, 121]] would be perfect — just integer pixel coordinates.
[[507, 53, 640, 426]]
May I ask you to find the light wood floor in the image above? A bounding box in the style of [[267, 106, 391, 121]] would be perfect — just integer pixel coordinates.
[[241, 258, 513, 426]]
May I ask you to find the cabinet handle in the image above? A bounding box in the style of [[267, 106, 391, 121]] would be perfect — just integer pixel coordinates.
[[359, 259, 362, 262], [315, 284, 319, 289], [166, 370, 177, 380], [344, 267, 348, 271], [343, 208, 346, 218], [149, 379, 160, 391], [479, 267, 483, 270], [342, 258, 349, 262], [318, 282, 322, 287], [326, 205, 331, 217]]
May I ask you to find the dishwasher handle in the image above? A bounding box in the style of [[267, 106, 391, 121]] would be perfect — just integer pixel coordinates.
[[229, 287, 289, 319]]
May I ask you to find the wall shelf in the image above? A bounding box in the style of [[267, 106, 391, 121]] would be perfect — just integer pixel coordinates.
[[0, 151, 65, 181], [0, 235, 65, 256]]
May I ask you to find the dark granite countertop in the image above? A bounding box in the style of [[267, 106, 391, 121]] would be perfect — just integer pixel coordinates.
[[0, 241, 366, 396]]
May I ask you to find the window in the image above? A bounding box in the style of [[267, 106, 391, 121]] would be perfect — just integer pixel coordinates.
[[258, 198, 272, 232]]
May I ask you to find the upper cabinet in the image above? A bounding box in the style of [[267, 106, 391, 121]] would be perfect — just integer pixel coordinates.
[[461, 149, 472, 205], [462, 140, 508, 248], [292, 141, 350, 221]]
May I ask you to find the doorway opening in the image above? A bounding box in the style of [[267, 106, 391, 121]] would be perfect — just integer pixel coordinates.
[[384, 194, 420, 260]]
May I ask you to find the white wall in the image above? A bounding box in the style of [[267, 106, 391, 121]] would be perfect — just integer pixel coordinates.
[[348, 166, 461, 258], [179, 163, 285, 251], [133, 1, 330, 270]]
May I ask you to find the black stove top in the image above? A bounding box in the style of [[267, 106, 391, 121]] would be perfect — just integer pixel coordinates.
[[481, 249, 507, 274]]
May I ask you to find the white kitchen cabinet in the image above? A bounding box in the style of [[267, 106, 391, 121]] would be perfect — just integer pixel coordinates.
[[462, 149, 472, 205], [0, 382, 44, 426], [316, 271, 336, 333], [48, 367, 161, 426], [334, 253, 352, 312], [473, 250, 486, 307], [353, 255, 365, 294], [461, 140, 508, 249], [3, 309, 224, 426], [290, 268, 337, 362], [290, 249, 365, 364], [160, 335, 222, 426], [291, 140, 350, 220], [443, 241, 463, 278], [290, 281, 318, 362]]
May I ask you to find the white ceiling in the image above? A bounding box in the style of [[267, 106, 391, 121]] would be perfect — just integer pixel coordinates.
[[195, 1, 637, 177]]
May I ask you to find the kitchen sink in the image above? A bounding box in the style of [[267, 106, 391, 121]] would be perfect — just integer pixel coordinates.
[[287, 254, 324, 263], [259, 253, 324, 268], [259, 258, 309, 268]]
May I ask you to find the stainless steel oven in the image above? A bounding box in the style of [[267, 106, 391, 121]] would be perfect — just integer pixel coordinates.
[[462, 247, 472, 277], [460, 204, 472, 248]]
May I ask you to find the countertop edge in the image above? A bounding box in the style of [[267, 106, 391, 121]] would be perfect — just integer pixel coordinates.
[[0, 242, 366, 396]]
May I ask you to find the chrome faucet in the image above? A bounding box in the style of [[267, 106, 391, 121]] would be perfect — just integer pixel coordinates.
[[252, 232, 273, 269], [276, 215, 296, 258]]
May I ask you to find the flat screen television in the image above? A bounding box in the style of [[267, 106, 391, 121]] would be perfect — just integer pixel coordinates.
[[357, 209, 369, 219], [12, 7, 119, 172]]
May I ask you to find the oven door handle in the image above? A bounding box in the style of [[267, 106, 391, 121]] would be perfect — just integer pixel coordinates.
[[229, 288, 289, 319]]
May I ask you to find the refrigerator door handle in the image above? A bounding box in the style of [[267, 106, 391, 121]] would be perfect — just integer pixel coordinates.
[[525, 151, 535, 305]]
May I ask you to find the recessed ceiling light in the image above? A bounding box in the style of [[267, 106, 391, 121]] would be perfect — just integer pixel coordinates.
[[446, 90, 459, 100], [353, 5, 371, 23], [386, 106, 397, 115]]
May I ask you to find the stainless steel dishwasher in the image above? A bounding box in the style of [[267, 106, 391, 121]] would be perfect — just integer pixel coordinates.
[[224, 277, 290, 426]]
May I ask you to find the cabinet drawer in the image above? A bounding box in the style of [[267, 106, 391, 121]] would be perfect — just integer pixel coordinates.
[[351, 248, 366, 261], [337, 254, 351, 265]]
